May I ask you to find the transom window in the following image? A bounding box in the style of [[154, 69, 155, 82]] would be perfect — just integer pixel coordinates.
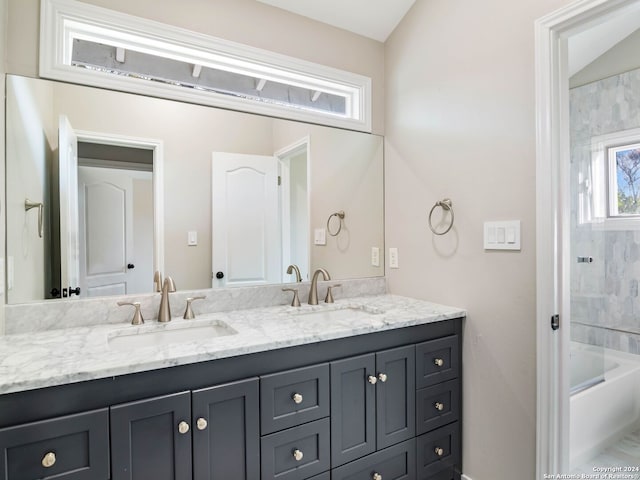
[[40, 0, 372, 131]]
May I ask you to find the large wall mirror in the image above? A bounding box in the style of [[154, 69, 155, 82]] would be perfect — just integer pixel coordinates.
[[6, 74, 384, 304]]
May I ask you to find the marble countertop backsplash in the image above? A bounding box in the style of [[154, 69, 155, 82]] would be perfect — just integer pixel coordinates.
[[0, 279, 465, 395]]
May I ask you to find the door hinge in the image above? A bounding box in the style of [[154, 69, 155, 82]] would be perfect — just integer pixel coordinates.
[[278, 175, 281, 186], [551, 314, 560, 331]]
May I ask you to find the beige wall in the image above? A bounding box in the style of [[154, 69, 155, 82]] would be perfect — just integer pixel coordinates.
[[5, 0, 385, 134], [384, 0, 570, 478]]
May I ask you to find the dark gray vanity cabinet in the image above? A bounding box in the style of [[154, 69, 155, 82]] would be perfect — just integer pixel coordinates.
[[330, 345, 415, 468], [110, 378, 259, 480]]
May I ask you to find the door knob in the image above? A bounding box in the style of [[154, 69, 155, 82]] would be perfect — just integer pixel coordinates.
[[50, 288, 61, 298], [367, 375, 377, 385], [292, 393, 303, 404], [41, 452, 56, 468], [435, 402, 444, 411], [127, 263, 135, 269], [434, 358, 444, 367], [292, 449, 304, 461], [377, 373, 388, 383], [196, 418, 208, 430], [434, 447, 444, 456], [216, 271, 224, 279]]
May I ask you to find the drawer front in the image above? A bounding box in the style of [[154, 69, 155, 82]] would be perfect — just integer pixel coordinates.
[[416, 379, 460, 435], [416, 336, 460, 388], [422, 466, 459, 480], [261, 418, 330, 480], [417, 422, 461, 479], [0, 409, 109, 480], [261, 363, 329, 434], [331, 438, 416, 480], [307, 473, 330, 480]]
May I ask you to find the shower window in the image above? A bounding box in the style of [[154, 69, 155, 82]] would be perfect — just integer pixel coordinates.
[[585, 127, 640, 228]]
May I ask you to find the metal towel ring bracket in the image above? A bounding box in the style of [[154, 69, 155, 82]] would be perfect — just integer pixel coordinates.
[[428, 199, 454, 235], [327, 211, 345, 237]]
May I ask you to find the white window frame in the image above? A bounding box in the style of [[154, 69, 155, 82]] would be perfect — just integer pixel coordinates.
[[587, 127, 640, 230], [40, 0, 372, 132]]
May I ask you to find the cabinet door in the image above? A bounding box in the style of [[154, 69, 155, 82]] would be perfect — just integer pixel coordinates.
[[192, 378, 259, 480], [111, 391, 192, 480], [331, 353, 376, 467]]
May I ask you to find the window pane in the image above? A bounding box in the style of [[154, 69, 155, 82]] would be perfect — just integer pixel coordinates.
[[616, 147, 640, 214]]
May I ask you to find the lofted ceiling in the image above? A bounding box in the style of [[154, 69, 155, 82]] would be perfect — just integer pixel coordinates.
[[255, 0, 416, 42]]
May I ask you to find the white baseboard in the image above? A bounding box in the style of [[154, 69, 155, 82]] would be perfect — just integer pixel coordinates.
[[461, 474, 473, 480]]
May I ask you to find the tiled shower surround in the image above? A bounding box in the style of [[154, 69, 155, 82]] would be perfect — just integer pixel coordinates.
[[570, 67, 640, 354]]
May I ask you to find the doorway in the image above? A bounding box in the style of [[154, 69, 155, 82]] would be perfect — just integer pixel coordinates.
[[536, 0, 640, 475]]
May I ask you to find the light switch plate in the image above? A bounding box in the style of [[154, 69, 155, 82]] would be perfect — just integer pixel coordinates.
[[188, 230, 198, 246], [389, 247, 399, 268], [314, 228, 326, 246], [371, 247, 380, 267], [484, 221, 521, 250]]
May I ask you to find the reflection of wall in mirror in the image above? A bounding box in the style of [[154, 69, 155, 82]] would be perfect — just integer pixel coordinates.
[[6, 76, 56, 303]]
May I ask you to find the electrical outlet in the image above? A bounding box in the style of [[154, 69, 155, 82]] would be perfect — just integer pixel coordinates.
[[389, 248, 399, 268], [371, 247, 380, 267]]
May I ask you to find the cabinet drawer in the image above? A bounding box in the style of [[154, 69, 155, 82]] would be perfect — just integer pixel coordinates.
[[261, 418, 330, 480], [261, 363, 329, 434], [416, 379, 460, 435], [307, 473, 330, 480], [331, 438, 416, 480], [0, 409, 109, 480], [416, 336, 460, 388], [417, 422, 460, 479], [421, 466, 459, 480]]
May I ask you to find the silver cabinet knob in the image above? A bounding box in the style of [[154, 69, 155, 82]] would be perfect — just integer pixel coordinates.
[[435, 402, 444, 411], [178, 421, 190, 434], [373, 473, 383, 480], [434, 447, 444, 456], [292, 449, 304, 461], [434, 358, 445, 367], [42, 452, 56, 468], [196, 418, 208, 430], [377, 373, 388, 383], [292, 393, 303, 404], [367, 375, 377, 385]]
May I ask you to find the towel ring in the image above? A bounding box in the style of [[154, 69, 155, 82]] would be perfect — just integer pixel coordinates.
[[327, 211, 345, 237], [428, 199, 454, 235]]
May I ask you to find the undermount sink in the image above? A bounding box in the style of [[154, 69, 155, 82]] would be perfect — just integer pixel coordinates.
[[292, 306, 382, 323], [108, 319, 237, 351]]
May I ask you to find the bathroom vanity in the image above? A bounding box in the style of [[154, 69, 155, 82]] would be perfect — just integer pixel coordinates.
[[0, 294, 464, 480]]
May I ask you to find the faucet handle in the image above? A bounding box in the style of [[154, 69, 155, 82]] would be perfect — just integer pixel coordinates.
[[183, 296, 206, 319], [117, 301, 144, 325], [324, 284, 342, 304], [282, 288, 301, 307]]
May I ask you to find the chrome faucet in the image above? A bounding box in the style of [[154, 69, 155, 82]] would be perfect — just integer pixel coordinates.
[[158, 276, 176, 322], [308, 268, 330, 305], [286, 264, 302, 282]]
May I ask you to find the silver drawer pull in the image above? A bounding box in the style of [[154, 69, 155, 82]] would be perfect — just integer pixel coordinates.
[[196, 418, 208, 431], [434, 358, 444, 367], [377, 373, 388, 383], [367, 375, 377, 385], [42, 451, 56, 468], [178, 421, 190, 434], [434, 447, 444, 456], [293, 449, 304, 461], [435, 402, 444, 411], [292, 393, 303, 404], [373, 473, 382, 480]]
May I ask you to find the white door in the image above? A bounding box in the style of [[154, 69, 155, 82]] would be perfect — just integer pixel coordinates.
[[212, 152, 281, 287], [58, 115, 80, 298], [78, 167, 135, 297]]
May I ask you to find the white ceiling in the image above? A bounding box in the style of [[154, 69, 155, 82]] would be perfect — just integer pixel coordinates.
[[568, 2, 640, 76], [255, 0, 416, 42]]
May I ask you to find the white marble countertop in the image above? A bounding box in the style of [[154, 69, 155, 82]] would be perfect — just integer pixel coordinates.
[[0, 294, 465, 395]]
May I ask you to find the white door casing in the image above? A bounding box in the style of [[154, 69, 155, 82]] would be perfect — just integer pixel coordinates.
[[211, 152, 281, 287], [58, 115, 80, 298], [535, 0, 640, 475]]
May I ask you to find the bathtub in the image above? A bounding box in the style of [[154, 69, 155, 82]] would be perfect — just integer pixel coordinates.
[[570, 343, 640, 469]]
